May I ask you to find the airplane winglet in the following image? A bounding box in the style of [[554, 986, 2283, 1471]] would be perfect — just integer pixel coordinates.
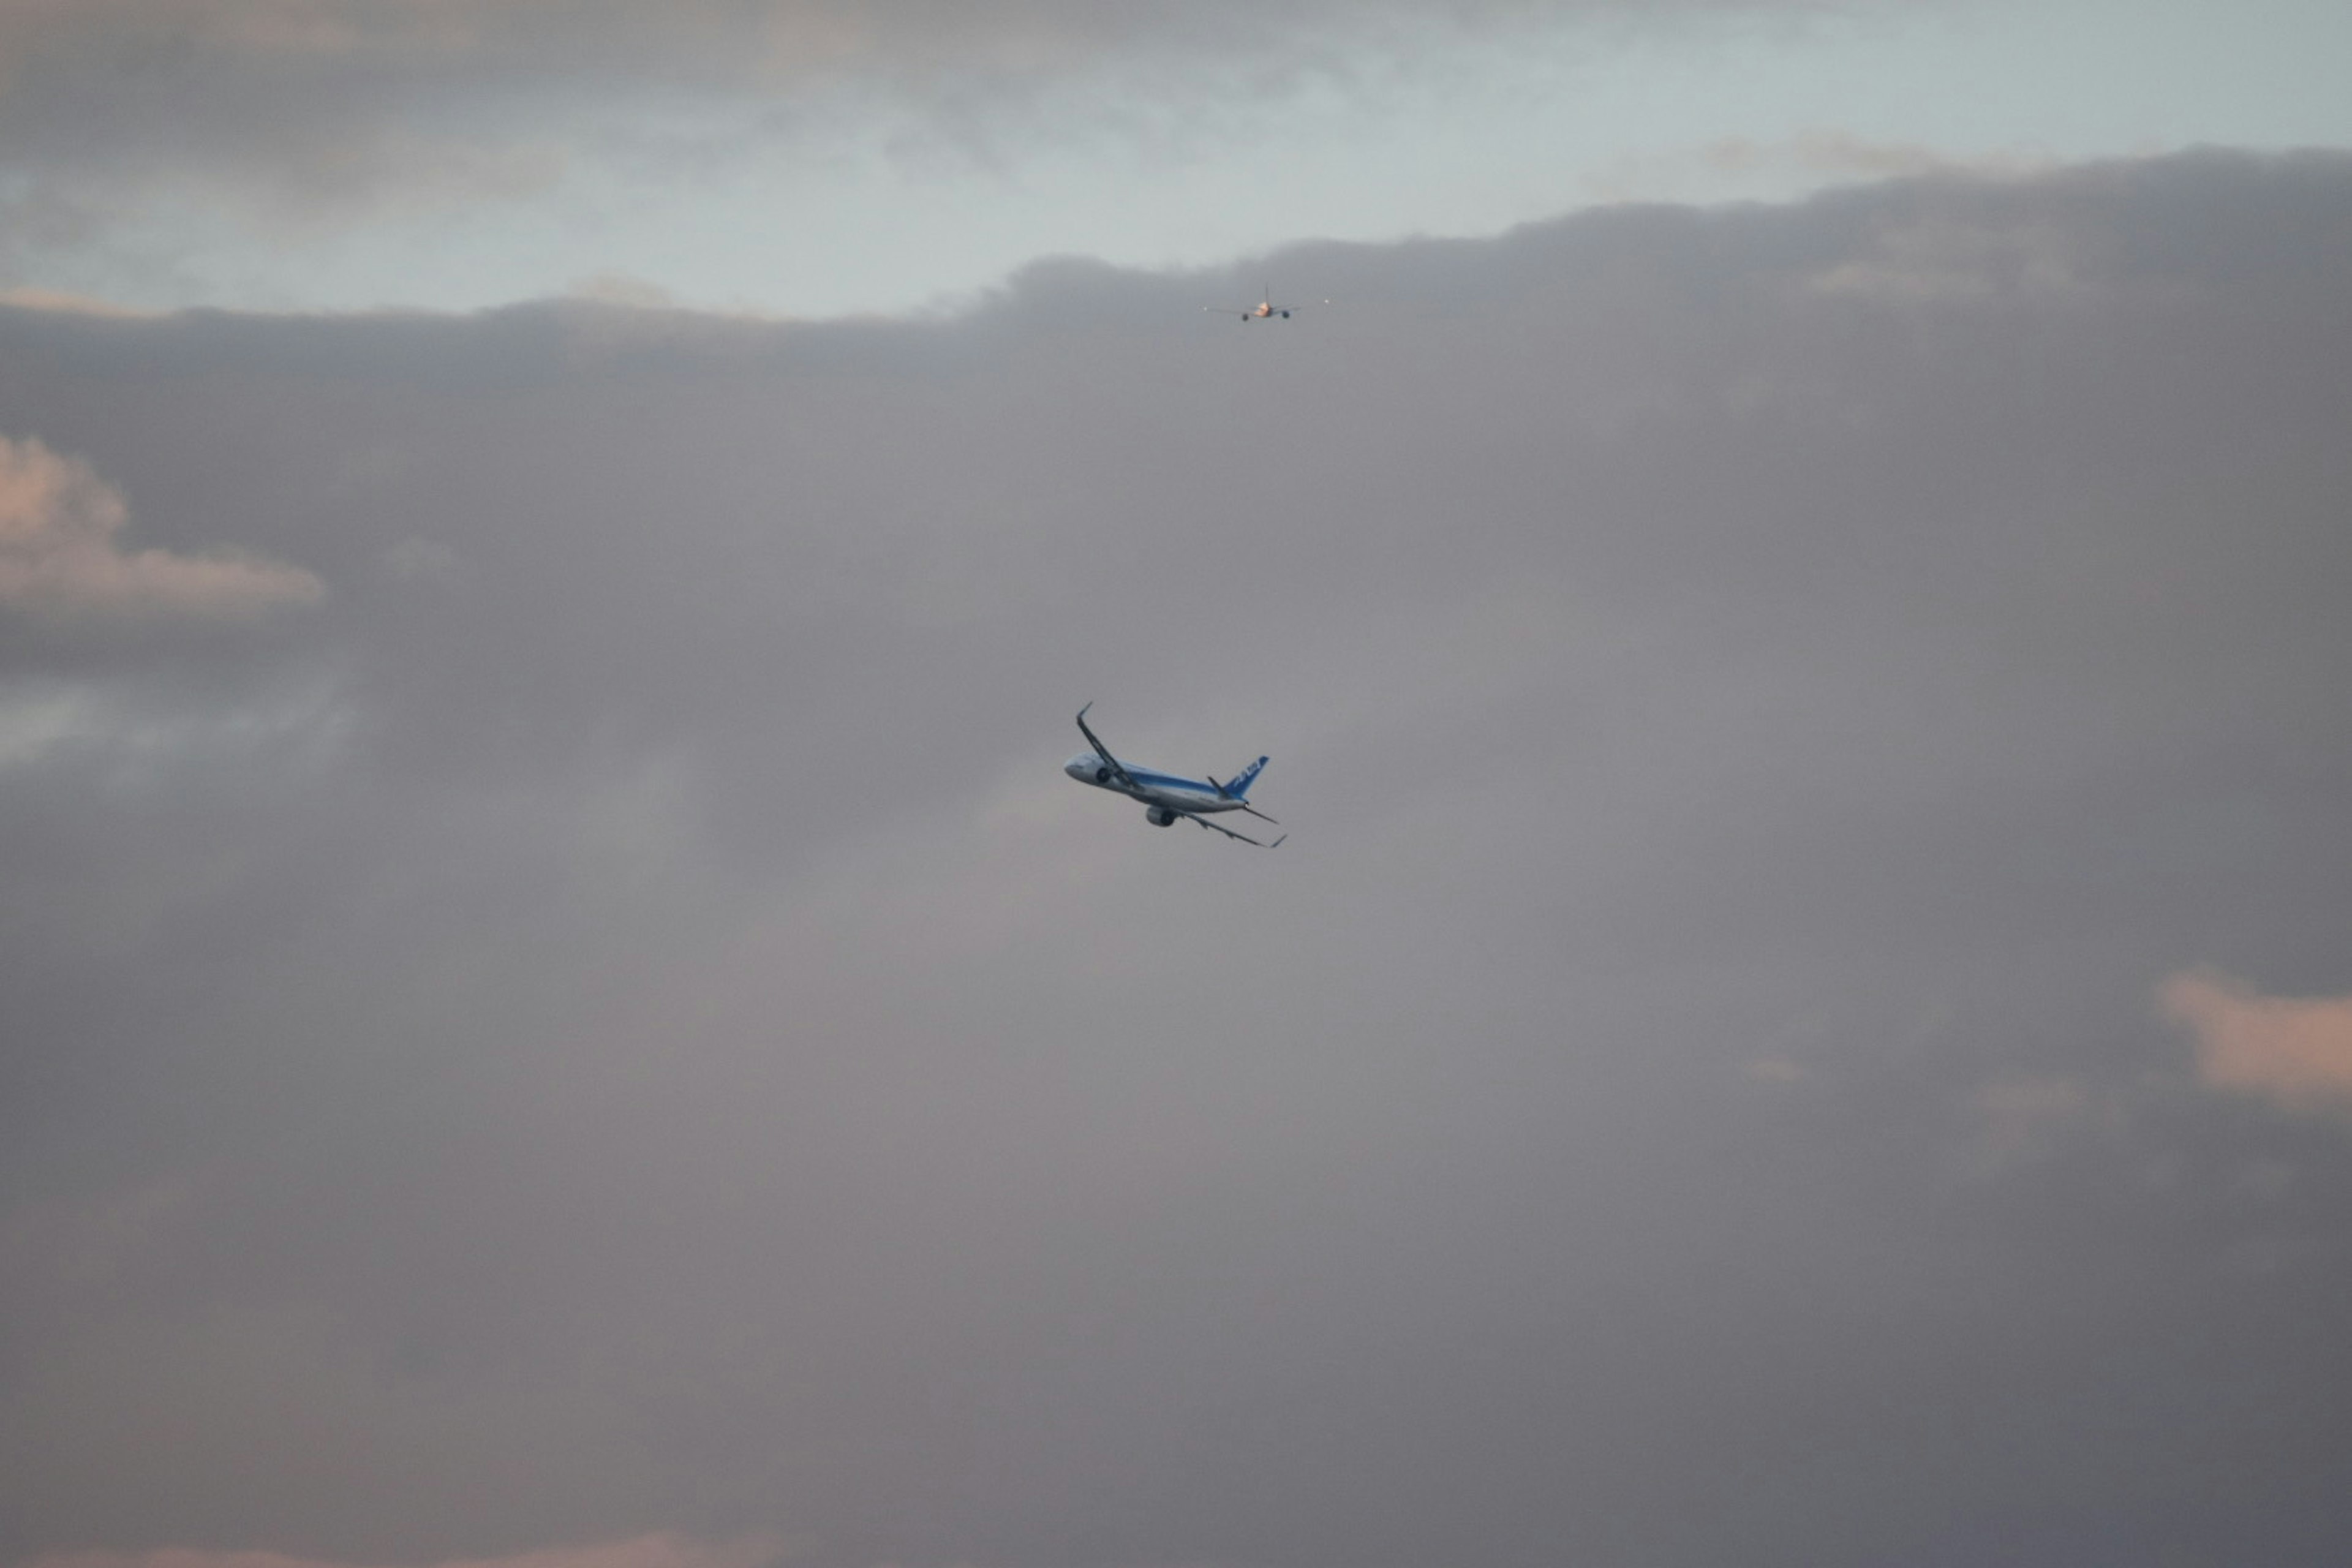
[[1074, 703, 1140, 793]]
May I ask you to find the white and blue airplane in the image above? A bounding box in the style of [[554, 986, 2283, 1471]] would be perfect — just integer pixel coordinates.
[[1065, 703, 1284, 847], [1204, 285, 1327, 322]]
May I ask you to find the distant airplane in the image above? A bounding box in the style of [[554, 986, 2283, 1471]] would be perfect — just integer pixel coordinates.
[[1205, 286, 1325, 322], [1066, 703, 1284, 846]]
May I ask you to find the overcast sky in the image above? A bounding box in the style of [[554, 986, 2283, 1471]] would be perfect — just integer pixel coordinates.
[[5, 7, 2352, 1568]]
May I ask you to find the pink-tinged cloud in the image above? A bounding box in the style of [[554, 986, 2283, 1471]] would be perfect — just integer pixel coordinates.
[[0, 287, 156, 318], [0, 435, 322, 621], [2161, 969, 2352, 1118], [20, 1532, 788, 1568]]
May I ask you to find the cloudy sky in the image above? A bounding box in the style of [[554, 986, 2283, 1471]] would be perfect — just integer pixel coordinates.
[[4, 0, 2351, 315], [5, 6, 2352, 1568]]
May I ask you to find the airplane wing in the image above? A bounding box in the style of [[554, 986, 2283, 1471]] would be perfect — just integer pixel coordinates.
[[1074, 703, 1140, 793], [1182, 811, 1284, 848], [1203, 307, 1251, 317], [1207, 775, 1280, 826]]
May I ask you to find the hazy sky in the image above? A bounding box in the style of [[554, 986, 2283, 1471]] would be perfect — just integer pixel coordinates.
[[2, 0, 2350, 315], [5, 7, 2352, 1568]]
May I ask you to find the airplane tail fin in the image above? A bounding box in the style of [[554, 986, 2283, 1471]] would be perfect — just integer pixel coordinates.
[[1224, 756, 1268, 799]]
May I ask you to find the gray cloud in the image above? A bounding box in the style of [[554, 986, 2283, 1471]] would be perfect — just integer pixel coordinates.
[[4, 151, 2352, 1568]]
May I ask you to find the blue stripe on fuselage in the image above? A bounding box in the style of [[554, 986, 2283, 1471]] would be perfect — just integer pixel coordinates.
[[1124, 768, 1223, 795], [1067, 753, 1240, 810]]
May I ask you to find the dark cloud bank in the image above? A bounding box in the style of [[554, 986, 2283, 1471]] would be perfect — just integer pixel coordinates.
[[4, 151, 2352, 1568]]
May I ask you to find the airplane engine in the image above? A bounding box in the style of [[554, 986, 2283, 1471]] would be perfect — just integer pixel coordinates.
[[1145, 806, 1178, 827], [1096, 766, 1114, 783]]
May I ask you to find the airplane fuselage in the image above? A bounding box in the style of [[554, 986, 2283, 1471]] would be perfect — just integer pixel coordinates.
[[1064, 753, 1246, 815]]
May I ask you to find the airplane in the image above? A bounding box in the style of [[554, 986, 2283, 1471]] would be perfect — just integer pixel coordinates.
[[1205, 286, 1325, 322], [1065, 703, 1285, 847]]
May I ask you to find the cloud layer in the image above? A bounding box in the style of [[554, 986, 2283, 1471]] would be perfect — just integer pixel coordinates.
[[3, 151, 2352, 1568], [0, 0, 1950, 317]]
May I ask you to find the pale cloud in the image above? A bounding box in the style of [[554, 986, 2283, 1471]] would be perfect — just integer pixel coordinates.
[[0, 688, 89, 767], [1963, 1074, 2122, 1174], [1586, 130, 2052, 202], [0, 435, 322, 622], [1704, 130, 2057, 181], [567, 273, 682, 311], [20, 1536, 790, 1568], [380, 534, 462, 583], [2162, 969, 2352, 1119]]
